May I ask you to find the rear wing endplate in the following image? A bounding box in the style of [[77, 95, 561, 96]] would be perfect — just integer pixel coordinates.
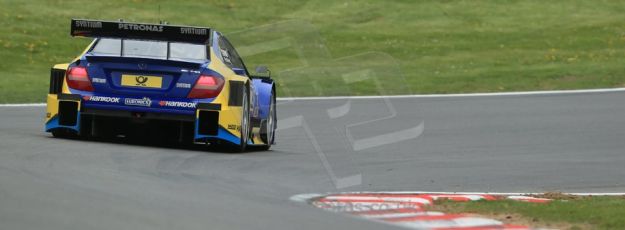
[[71, 19, 211, 44]]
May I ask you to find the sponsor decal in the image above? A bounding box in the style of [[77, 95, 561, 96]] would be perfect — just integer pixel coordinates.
[[227, 124, 241, 132], [121, 74, 162, 88], [118, 23, 163, 32], [181, 27, 208, 35], [180, 69, 201, 74], [220, 48, 231, 64], [124, 97, 152, 107], [92, 78, 106, 84], [75, 20, 102, 28], [83, 95, 121, 103], [176, 83, 191, 89], [158, 100, 196, 108], [135, 75, 148, 86]]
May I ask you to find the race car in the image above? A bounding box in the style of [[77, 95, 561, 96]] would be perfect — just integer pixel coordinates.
[[45, 19, 276, 152]]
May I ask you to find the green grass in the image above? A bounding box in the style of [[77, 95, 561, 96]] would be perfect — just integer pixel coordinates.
[[1, 0, 625, 102], [435, 196, 625, 230]]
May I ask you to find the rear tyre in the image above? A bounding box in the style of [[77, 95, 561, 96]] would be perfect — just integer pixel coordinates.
[[259, 91, 276, 151], [236, 85, 251, 152], [51, 129, 78, 139], [79, 114, 93, 140]]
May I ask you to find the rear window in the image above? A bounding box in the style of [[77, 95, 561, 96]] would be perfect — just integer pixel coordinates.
[[90, 38, 207, 62], [169, 42, 207, 62]]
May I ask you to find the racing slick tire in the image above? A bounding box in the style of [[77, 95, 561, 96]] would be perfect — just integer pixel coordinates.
[[51, 129, 78, 139], [259, 90, 276, 151], [236, 84, 251, 152]]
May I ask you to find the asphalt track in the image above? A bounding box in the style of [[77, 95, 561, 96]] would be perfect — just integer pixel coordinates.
[[1, 90, 624, 230]]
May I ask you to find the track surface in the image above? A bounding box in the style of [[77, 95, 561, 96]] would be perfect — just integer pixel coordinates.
[[1, 91, 624, 230]]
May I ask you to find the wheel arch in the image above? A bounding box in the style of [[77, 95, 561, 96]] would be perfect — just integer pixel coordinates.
[[252, 78, 275, 120]]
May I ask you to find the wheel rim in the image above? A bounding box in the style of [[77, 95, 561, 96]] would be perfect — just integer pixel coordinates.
[[241, 90, 249, 145], [266, 97, 275, 144]]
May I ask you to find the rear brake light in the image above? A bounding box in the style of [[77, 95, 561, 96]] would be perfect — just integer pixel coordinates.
[[188, 75, 224, 98], [66, 66, 93, 91]]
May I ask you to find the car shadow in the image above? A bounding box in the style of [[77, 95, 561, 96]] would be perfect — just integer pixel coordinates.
[[44, 133, 272, 154]]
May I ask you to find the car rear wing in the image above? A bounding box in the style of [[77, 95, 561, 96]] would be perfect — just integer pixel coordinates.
[[71, 19, 211, 44]]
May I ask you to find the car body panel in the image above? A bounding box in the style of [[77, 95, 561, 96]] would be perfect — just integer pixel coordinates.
[[45, 20, 276, 148]]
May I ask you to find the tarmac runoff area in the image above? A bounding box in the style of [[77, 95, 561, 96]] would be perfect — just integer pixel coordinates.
[[0, 88, 624, 230]]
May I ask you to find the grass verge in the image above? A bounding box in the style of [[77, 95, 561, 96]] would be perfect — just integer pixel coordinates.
[[2, 1, 625, 103], [430, 194, 625, 230]]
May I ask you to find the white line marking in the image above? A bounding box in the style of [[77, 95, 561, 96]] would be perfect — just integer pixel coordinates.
[[0, 103, 45, 107], [329, 191, 625, 196], [290, 193, 323, 202], [428, 194, 491, 201], [323, 195, 432, 204], [2, 87, 624, 107], [278, 87, 625, 101], [359, 211, 444, 219], [396, 217, 503, 229]]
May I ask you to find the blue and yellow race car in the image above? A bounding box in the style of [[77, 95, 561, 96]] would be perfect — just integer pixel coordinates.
[[45, 19, 276, 151]]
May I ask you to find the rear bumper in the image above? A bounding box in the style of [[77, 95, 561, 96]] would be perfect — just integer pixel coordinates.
[[82, 108, 195, 121], [45, 93, 244, 145], [81, 94, 198, 115]]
